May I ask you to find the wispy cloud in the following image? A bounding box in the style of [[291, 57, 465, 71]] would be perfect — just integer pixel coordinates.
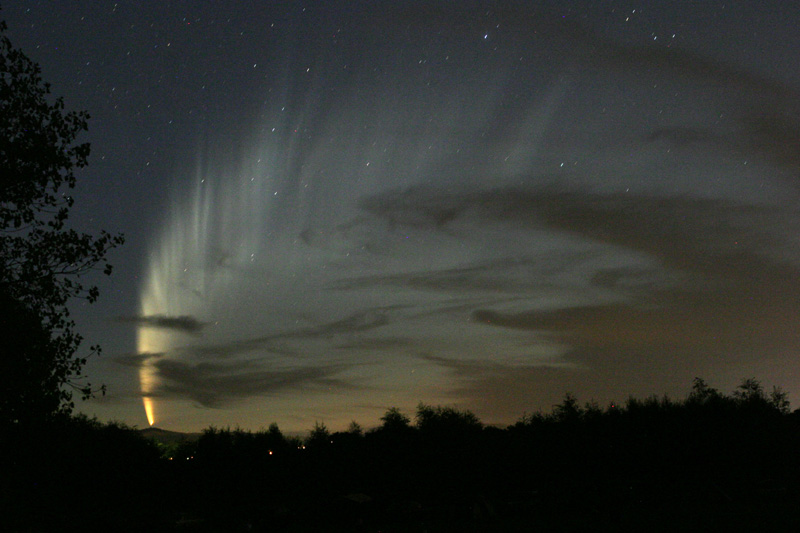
[[122, 2, 800, 429], [155, 309, 395, 361], [351, 185, 800, 416], [149, 358, 360, 408], [125, 310, 391, 407], [334, 336, 414, 352], [119, 314, 206, 334], [115, 352, 164, 368]]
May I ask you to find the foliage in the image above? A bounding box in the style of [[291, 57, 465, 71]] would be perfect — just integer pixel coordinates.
[[267, 421, 283, 439], [0, 18, 123, 423], [551, 391, 583, 422], [0, 289, 61, 422], [415, 403, 483, 438], [3, 414, 166, 531], [347, 419, 363, 436], [151, 378, 800, 530], [688, 376, 722, 404], [306, 420, 331, 448], [770, 387, 791, 414], [379, 406, 411, 432], [10, 379, 792, 530]]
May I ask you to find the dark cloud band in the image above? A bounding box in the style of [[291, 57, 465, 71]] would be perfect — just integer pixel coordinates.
[[118, 314, 206, 334]]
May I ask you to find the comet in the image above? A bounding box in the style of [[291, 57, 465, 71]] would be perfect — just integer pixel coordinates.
[[136, 142, 279, 426]]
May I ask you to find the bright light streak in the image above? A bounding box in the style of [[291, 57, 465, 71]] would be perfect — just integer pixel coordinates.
[[133, 50, 570, 428], [136, 142, 280, 426], [143, 396, 155, 426]]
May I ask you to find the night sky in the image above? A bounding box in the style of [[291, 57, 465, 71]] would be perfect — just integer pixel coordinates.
[[5, 1, 800, 433]]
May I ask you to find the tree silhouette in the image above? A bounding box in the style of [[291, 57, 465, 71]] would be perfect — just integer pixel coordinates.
[[379, 406, 411, 433], [417, 403, 483, 433], [347, 420, 363, 436], [44, 381, 793, 531], [551, 392, 584, 422], [306, 421, 331, 448], [415, 403, 482, 438], [688, 376, 722, 404], [0, 18, 123, 424], [0, 289, 61, 423]]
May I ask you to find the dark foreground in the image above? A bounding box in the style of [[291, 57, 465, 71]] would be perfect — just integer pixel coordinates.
[[4, 379, 800, 531]]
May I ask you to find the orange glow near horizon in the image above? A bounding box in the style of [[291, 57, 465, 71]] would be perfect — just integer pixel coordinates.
[[137, 324, 167, 428], [143, 397, 155, 426]]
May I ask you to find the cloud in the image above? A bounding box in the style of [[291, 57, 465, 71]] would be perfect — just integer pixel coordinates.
[[316, 310, 390, 335], [128, 4, 800, 427], [119, 314, 206, 334], [384, 4, 800, 105], [375, 4, 800, 183], [127, 309, 392, 408], [334, 336, 414, 352], [458, 188, 800, 345], [331, 257, 542, 293], [737, 111, 800, 173], [349, 185, 800, 420], [207, 310, 393, 359], [357, 186, 785, 271], [567, 21, 800, 177], [126, 309, 396, 363], [345, 186, 799, 376], [148, 358, 359, 408], [114, 352, 164, 368]]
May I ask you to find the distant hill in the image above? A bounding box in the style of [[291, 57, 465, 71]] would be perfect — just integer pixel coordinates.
[[139, 427, 201, 444]]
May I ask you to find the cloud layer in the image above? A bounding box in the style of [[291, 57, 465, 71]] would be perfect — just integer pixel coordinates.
[[121, 2, 800, 429], [119, 315, 206, 334]]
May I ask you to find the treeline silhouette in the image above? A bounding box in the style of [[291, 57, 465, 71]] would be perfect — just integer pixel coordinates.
[[5, 378, 800, 531]]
